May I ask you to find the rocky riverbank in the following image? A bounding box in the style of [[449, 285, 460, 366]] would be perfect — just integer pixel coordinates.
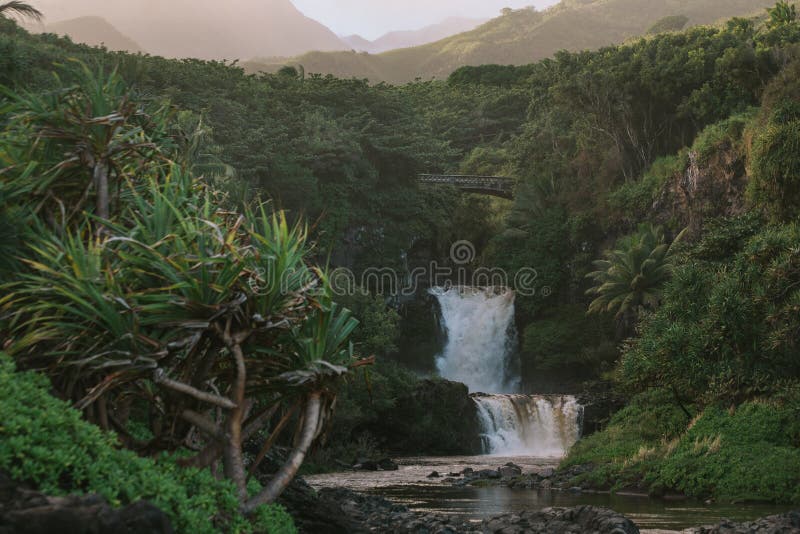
[[438, 461, 595, 493], [282, 482, 639, 534], [280, 475, 800, 534]]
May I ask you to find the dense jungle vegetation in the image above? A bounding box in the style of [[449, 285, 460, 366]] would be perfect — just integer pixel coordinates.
[[1, 1, 800, 530]]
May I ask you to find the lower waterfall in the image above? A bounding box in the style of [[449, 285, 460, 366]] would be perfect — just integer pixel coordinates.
[[431, 286, 583, 456], [473, 394, 583, 456]]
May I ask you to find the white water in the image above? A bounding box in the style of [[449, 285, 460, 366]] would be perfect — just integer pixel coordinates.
[[430, 286, 518, 393], [431, 286, 583, 456], [473, 394, 583, 456]]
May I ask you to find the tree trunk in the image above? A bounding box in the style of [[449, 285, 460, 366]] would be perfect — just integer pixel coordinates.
[[94, 163, 110, 222], [223, 344, 248, 501], [244, 392, 322, 513]]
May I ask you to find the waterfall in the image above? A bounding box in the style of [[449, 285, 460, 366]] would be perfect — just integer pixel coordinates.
[[430, 286, 518, 393], [431, 286, 583, 457], [473, 394, 583, 456]]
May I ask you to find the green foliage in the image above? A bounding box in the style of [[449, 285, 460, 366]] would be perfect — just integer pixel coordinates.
[[620, 221, 800, 405], [335, 290, 401, 356], [767, 1, 798, 28], [608, 154, 686, 223], [563, 389, 689, 471], [0, 353, 295, 533], [749, 100, 800, 219], [655, 400, 800, 502], [586, 224, 685, 324], [647, 15, 690, 35], [564, 388, 800, 503], [521, 304, 617, 377], [691, 110, 755, 164]]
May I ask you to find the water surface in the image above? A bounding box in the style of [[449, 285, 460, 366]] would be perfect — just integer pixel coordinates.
[[306, 456, 795, 532]]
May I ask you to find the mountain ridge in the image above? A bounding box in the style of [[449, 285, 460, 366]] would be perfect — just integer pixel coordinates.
[[31, 0, 349, 59], [342, 17, 489, 54], [246, 0, 777, 83]]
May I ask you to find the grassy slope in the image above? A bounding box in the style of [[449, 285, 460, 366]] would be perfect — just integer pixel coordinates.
[[245, 0, 775, 83]]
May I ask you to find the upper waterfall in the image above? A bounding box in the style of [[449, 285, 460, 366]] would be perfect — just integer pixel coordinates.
[[430, 286, 518, 393]]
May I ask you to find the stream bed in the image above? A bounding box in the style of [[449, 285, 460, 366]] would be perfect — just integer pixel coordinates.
[[305, 456, 795, 532]]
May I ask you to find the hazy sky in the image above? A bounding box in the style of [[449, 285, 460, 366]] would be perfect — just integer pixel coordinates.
[[292, 0, 557, 39]]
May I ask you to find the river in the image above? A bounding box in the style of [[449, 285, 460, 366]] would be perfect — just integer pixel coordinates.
[[305, 455, 795, 532]]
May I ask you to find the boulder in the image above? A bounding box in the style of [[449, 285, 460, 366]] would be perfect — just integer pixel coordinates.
[[427, 471, 441, 478], [475, 469, 501, 480], [498, 463, 523, 479], [354, 460, 379, 471], [367, 379, 483, 455], [377, 458, 399, 471], [538, 467, 556, 478]]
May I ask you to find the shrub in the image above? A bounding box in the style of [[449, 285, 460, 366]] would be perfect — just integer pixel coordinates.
[[608, 154, 686, 224], [562, 390, 800, 503], [749, 100, 800, 219], [652, 399, 800, 502], [0, 353, 296, 534]]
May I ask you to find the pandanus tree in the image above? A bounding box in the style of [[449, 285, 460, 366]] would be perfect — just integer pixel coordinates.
[[586, 224, 686, 334], [1, 64, 366, 510], [0, 62, 170, 231]]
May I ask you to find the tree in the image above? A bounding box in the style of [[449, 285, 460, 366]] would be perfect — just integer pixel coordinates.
[[0, 1, 42, 21], [1, 63, 367, 511], [1, 62, 170, 232], [767, 1, 797, 28], [586, 224, 686, 332]]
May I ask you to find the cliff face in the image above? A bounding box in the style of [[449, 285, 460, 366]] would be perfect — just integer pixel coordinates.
[[654, 144, 749, 235]]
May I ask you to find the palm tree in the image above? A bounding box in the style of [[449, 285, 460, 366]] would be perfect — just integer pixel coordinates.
[[586, 224, 686, 332], [0, 1, 42, 21]]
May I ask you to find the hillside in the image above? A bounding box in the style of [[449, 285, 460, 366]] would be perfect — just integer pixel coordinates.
[[342, 17, 488, 54], [248, 0, 776, 83], [43, 16, 141, 52], [32, 0, 348, 59]]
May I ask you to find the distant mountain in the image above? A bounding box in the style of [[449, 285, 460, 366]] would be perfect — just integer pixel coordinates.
[[343, 17, 489, 54], [342, 34, 374, 52], [32, 0, 348, 60], [247, 0, 776, 84], [43, 16, 141, 52]]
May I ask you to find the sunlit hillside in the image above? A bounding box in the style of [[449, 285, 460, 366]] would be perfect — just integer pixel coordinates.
[[247, 0, 776, 82]]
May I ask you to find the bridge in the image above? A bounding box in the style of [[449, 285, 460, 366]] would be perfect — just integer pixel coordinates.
[[417, 174, 516, 200]]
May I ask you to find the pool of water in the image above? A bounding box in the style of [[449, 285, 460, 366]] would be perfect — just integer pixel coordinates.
[[305, 456, 795, 532]]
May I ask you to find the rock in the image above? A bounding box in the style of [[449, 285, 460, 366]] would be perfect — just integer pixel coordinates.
[[482, 506, 639, 534], [687, 510, 800, 534], [475, 469, 501, 480], [427, 471, 441, 478], [355, 460, 379, 471], [538, 467, 556, 478], [462, 468, 474, 476], [447, 472, 462, 477], [498, 464, 522, 479], [366, 379, 483, 455], [0, 473, 173, 534], [377, 458, 399, 471]]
